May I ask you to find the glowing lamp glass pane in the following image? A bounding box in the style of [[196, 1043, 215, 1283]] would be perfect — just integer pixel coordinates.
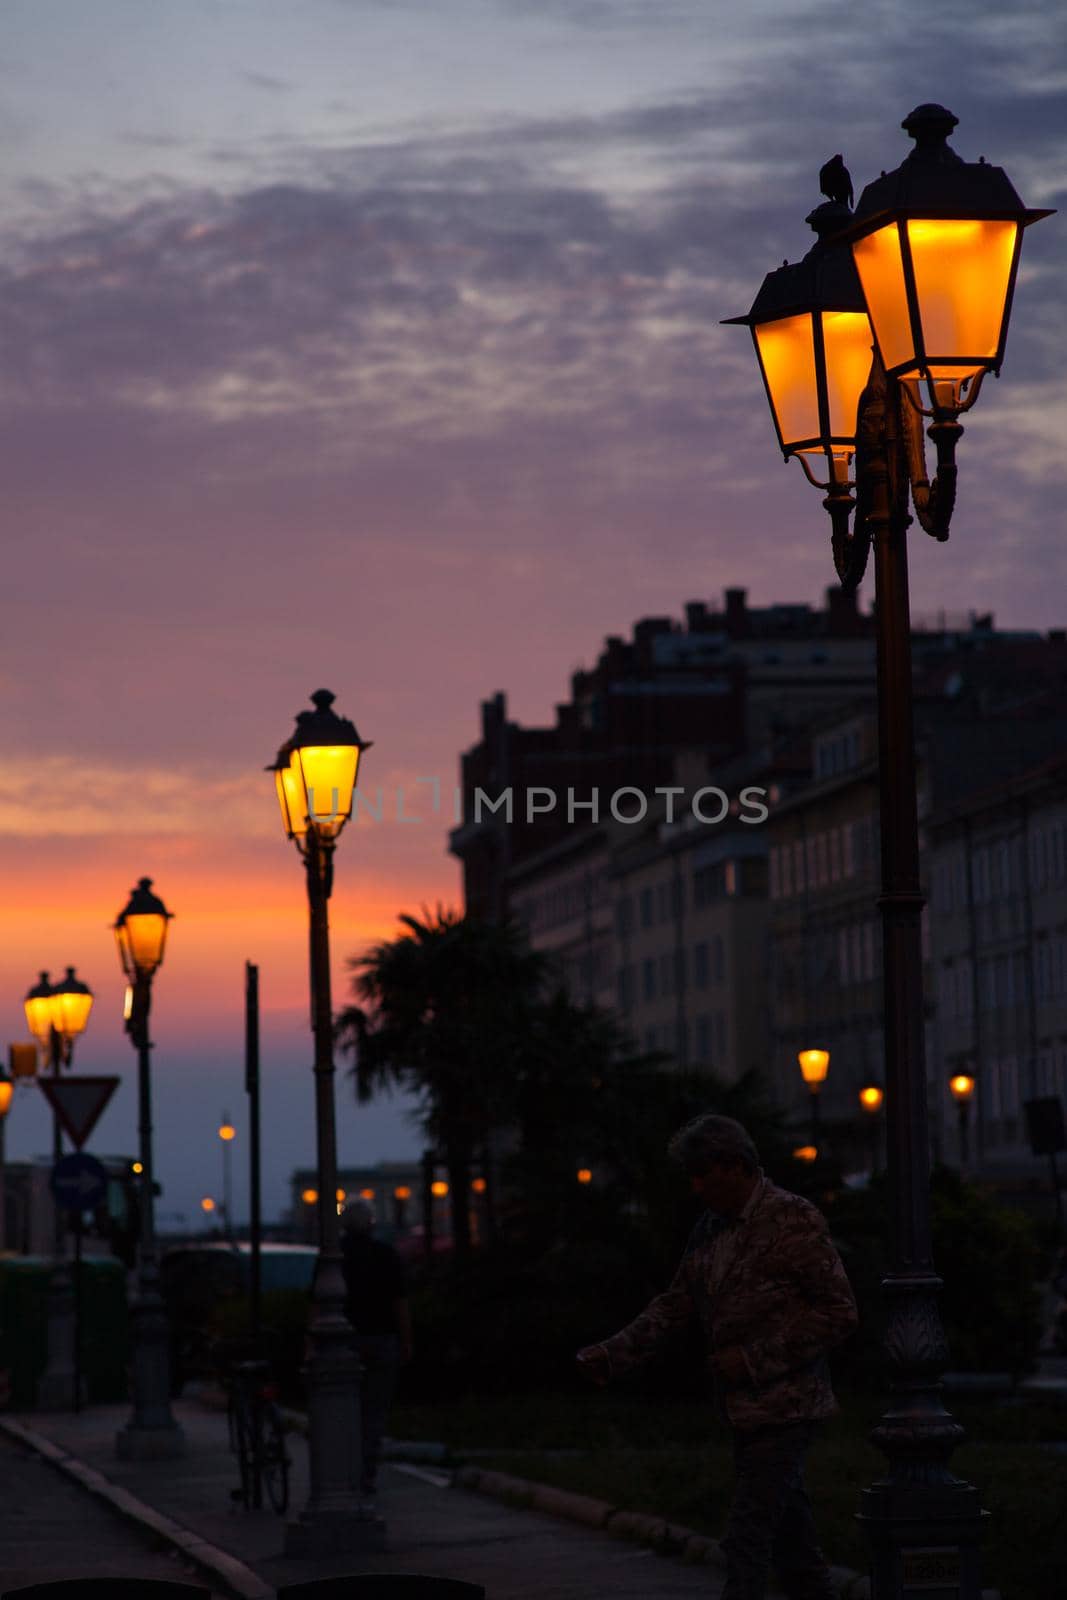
[[55, 990, 94, 1037], [797, 1048, 830, 1087], [822, 311, 873, 438], [24, 995, 53, 1044], [294, 745, 360, 838], [754, 314, 820, 449], [907, 218, 1017, 372], [276, 760, 308, 840], [852, 223, 914, 373], [124, 913, 168, 975], [0, 1081, 13, 1115]]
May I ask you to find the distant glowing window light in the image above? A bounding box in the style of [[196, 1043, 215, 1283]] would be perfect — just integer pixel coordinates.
[[471, 1177, 487, 1194], [394, 1186, 412, 1200], [792, 1145, 818, 1163], [576, 1168, 593, 1185]]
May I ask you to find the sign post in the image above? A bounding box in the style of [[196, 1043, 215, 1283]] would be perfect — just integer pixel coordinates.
[[49, 1152, 109, 1412]]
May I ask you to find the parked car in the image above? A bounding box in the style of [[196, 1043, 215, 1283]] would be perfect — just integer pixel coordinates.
[[161, 1241, 317, 1393]]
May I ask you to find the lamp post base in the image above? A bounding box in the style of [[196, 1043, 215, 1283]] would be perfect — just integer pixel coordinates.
[[37, 1264, 87, 1411], [284, 1509, 386, 1559], [858, 1480, 987, 1600], [115, 1421, 187, 1460]]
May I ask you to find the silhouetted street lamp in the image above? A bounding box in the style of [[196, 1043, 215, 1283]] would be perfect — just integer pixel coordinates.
[[269, 687, 375, 1555], [797, 1047, 830, 1148], [114, 877, 185, 1460], [728, 104, 1050, 1599], [859, 1083, 885, 1177], [949, 1073, 975, 1176], [218, 1114, 236, 1236]]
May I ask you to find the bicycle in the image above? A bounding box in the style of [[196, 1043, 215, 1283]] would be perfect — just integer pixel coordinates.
[[223, 1354, 291, 1514]]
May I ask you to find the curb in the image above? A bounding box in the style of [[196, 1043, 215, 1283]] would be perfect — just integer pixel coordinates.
[[452, 1463, 878, 1590], [0, 1416, 273, 1600]]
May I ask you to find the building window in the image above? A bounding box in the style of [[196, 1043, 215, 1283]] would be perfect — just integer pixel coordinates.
[[770, 848, 780, 901], [715, 1012, 728, 1058], [696, 1014, 711, 1062], [659, 952, 673, 998], [617, 966, 634, 1010], [725, 860, 738, 896], [713, 935, 725, 984], [642, 959, 656, 1002], [616, 896, 634, 937], [640, 887, 654, 928], [794, 841, 806, 895], [829, 829, 841, 883], [694, 941, 710, 989]]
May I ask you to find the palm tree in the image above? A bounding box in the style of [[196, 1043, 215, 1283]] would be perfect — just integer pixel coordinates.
[[337, 908, 550, 1257]]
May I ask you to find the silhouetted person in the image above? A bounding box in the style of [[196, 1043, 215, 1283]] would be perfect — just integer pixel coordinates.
[[339, 1199, 413, 1507], [577, 1114, 857, 1600], [819, 153, 854, 209]]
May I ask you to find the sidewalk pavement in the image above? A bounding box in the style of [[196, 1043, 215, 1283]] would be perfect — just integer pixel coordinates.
[[1, 1399, 749, 1599]]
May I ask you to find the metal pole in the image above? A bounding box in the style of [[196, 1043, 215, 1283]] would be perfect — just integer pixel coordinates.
[[857, 359, 984, 1597], [959, 1103, 970, 1177], [285, 835, 378, 1556], [73, 1208, 83, 1414], [0, 1108, 6, 1254], [246, 962, 262, 1352], [115, 976, 185, 1458], [38, 1031, 79, 1410]]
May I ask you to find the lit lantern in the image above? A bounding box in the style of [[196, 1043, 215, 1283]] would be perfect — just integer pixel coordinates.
[[0, 1076, 12, 1117], [8, 1044, 38, 1080], [24, 973, 55, 1049], [218, 1121, 236, 1143], [948, 1073, 975, 1104], [576, 1168, 593, 1185], [200, 1197, 216, 1214], [394, 1186, 412, 1201], [302, 1188, 319, 1205], [430, 1181, 449, 1198], [471, 1177, 487, 1194], [846, 104, 1052, 416], [793, 1145, 819, 1163], [336, 1188, 347, 1203], [114, 878, 172, 981], [859, 1084, 885, 1113], [269, 690, 370, 845], [51, 968, 94, 1040], [724, 202, 872, 493], [798, 1049, 831, 1092]]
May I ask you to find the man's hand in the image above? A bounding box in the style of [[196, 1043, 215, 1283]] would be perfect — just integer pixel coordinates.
[[575, 1345, 611, 1386], [712, 1344, 749, 1383]]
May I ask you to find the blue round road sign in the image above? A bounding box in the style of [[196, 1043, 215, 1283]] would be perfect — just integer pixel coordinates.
[[50, 1152, 109, 1212]]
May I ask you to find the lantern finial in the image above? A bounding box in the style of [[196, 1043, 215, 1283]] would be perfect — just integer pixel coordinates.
[[901, 103, 960, 157]]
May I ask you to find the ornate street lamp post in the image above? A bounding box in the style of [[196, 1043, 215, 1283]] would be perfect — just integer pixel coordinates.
[[114, 877, 185, 1459], [0, 1072, 13, 1253], [25, 967, 94, 1406], [269, 688, 377, 1556], [727, 105, 1051, 1600], [797, 1047, 830, 1148], [949, 1073, 975, 1176]]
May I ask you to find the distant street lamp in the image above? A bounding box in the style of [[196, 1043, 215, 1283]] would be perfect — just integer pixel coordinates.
[[0, 1072, 13, 1253], [269, 688, 375, 1555], [728, 104, 1050, 1599], [859, 1083, 885, 1177], [25, 967, 94, 1408], [113, 878, 185, 1460], [218, 1114, 236, 1236], [200, 1196, 217, 1217], [797, 1047, 830, 1148], [949, 1073, 976, 1176]]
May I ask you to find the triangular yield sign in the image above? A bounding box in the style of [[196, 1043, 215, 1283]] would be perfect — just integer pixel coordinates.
[[38, 1076, 121, 1150]]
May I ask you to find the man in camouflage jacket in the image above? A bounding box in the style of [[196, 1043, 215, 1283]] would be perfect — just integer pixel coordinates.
[[577, 1114, 858, 1600]]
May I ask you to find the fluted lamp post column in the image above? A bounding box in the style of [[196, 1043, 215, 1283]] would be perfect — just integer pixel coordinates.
[[27, 968, 94, 1408], [797, 1047, 830, 1150], [114, 877, 185, 1459], [727, 104, 1051, 1600], [949, 1073, 975, 1177], [269, 688, 378, 1556], [218, 1114, 236, 1239]]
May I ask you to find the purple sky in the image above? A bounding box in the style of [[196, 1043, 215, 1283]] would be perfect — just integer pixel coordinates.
[[0, 0, 1063, 1226]]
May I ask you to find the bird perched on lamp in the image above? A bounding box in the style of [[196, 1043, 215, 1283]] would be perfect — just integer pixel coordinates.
[[819, 153, 854, 208]]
